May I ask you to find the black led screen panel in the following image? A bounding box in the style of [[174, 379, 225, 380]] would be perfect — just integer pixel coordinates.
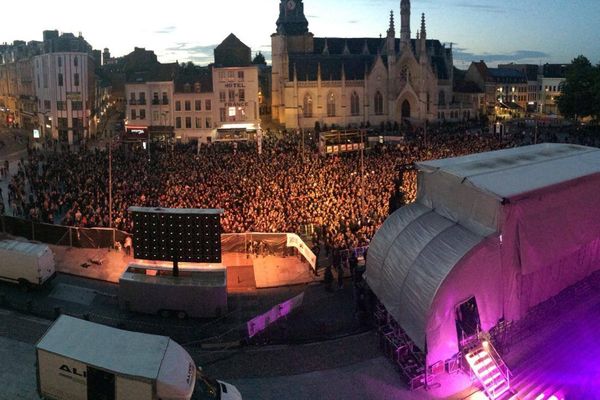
[[130, 207, 223, 263]]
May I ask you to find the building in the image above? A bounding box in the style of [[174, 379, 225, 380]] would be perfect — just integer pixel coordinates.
[[539, 63, 567, 115], [33, 30, 96, 145], [498, 63, 541, 113], [465, 60, 528, 118], [124, 35, 261, 144], [271, 0, 473, 130], [0, 40, 43, 129]]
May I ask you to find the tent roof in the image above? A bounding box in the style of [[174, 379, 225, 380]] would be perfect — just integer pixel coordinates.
[[365, 203, 483, 351], [417, 143, 600, 200]]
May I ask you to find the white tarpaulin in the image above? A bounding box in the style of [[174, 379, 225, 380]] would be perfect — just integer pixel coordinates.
[[365, 203, 483, 352], [367, 143, 600, 366]]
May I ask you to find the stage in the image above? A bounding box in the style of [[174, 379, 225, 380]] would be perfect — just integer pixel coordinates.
[[50, 245, 320, 291]]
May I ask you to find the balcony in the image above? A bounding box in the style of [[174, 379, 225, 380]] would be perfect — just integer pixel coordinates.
[[162, 99, 169, 105], [129, 99, 137, 105], [138, 99, 146, 105], [152, 99, 160, 105]]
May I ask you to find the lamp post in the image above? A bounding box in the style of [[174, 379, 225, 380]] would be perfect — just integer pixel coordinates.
[[298, 105, 304, 162], [360, 128, 365, 224]]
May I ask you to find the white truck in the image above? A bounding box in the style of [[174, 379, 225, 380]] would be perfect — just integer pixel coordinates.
[[0, 239, 56, 289], [36, 315, 242, 400]]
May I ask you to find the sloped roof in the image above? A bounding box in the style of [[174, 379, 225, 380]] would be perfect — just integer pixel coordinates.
[[417, 143, 600, 200], [291, 37, 450, 81]]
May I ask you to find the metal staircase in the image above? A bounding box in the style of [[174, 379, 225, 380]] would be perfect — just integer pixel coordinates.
[[465, 340, 513, 399]]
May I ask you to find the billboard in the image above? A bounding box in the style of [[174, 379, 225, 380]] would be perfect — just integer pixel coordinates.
[[125, 125, 148, 140]]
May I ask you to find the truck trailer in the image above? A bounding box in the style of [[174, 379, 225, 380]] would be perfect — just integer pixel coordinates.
[[0, 239, 55, 289], [36, 315, 241, 400]]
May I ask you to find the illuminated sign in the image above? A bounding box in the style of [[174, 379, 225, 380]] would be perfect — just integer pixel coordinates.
[[125, 126, 148, 140], [33, 129, 40, 139], [66, 92, 82, 100]]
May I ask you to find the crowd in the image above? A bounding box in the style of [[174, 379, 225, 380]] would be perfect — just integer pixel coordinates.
[[6, 124, 524, 255]]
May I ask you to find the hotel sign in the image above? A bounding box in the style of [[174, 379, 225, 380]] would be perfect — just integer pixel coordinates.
[[66, 92, 82, 101]]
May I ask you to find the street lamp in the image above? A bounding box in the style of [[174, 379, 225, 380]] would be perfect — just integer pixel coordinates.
[[298, 105, 304, 162]]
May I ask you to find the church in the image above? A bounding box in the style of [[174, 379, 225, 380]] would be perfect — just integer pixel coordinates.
[[271, 0, 473, 130]]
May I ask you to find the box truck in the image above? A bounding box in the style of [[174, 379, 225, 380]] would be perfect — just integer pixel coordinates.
[[0, 239, 56, 290], [36, 315, 242, 400]]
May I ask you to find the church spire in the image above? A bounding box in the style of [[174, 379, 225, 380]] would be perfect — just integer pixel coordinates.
[[421, 13, 427, 39], [400, 0, 411, 48], [387, 10, 395, 37]]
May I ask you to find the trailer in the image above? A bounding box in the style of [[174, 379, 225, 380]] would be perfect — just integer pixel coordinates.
[[36, 315, 241, 400], [0, 239, 55, 289], [119, 262, 228, 319]]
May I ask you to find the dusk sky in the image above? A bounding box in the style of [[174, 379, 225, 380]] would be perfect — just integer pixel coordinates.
[[2, 0, 599, 69]]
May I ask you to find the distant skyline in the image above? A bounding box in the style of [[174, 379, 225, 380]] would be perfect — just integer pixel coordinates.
[[2, 0, 600, 69]]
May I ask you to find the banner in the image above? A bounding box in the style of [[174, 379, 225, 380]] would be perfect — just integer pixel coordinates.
[[247, 292, 304, 338], [286, 233, 317, 271]]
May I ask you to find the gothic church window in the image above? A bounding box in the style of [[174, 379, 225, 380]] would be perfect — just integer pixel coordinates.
[[303, 94, 313, 118], [327, 92, 336, 117], [374, 91, 384, 115], [439, 90, 446, 106], [350, 92, 360, 116]]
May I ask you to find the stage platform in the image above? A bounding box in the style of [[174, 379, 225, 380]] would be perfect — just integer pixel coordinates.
[[50, 245, 320, 291]]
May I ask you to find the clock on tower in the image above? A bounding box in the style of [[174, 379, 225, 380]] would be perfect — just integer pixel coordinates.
[[286, 0, 296, 10]]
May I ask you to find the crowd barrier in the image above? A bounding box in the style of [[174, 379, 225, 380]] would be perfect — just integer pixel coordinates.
[[0, 216, 317, 270], [1, 216, 129, 248]]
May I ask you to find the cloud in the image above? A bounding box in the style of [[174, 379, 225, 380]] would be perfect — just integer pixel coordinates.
[[154, 26, 176, 34], [453, 48, 551, 65], [348, 20, 359, 24], [453, 2, 506, 13]]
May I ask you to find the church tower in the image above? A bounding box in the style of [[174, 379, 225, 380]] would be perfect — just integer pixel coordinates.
[[276, 0, 309, 36], [400, 0, 411, 48], [272, 0, 313, 123]]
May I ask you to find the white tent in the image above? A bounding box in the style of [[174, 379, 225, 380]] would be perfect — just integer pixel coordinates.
[[366, 143, 600, 365]]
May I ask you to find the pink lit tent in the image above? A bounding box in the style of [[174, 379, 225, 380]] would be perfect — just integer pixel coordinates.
[[365, 143, 600, 366]]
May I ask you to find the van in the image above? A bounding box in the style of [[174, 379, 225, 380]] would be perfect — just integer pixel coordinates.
[[0, 240, 55, 290]]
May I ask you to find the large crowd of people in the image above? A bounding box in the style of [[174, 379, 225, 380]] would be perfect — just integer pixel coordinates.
[[9, 121, 585, 255]]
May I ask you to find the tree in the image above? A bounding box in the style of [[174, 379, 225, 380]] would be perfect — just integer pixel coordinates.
[[252, 52, 267, 65], [557, 55, 599, 120]]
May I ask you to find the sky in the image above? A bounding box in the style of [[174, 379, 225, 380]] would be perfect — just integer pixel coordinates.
[[2, 0, 600, 69]]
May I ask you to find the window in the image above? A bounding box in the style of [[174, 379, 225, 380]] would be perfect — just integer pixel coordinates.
[[72, 101, 83, 110], [72, 118, 83, 129], [219, 71, 225, 81], [219, 91, 226, 102], [131, 109, 137, 120], [350, 92, 359, 116], [438, 90, 446, 106], [228, 107, 236, 117], [303, 94, 313, 118], [185, 100, 191, 111], [44, 100, 51, 110], [238, 71, 244, 80], [57, 101, 66, 111], [326, 92, 336, 117], [185, 116, 192, 128], [73, 56, 78, 67], [175, 117, 182, 128], [220, 108, 226, 122], [74, 73, 79, 86], [228, 90, 235, 101], [195, 100, 201, 111], [239, 89, 245, 102], [205, 117, 211, 128], [57, 56, 62, 67], [140, 109, 146, 120], [153, 111, 159, 121], [58, 73, 63, 86], [153, 92, 159, 104], [162, 92, 168, 104], [139, 92, 146, 104], [374, 91, 383, 115], [227, 71, 234, 80], [175, 101, 181, 111], [195, 117, 201, 128], [58, 118, 68, 129], [205, 100, 211, 111]]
